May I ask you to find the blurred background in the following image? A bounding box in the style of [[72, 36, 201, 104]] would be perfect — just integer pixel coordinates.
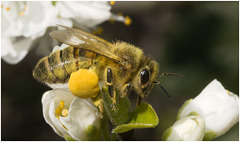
[[2, 1, 239, 140]]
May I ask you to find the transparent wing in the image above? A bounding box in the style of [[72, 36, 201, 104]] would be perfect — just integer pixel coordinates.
[[49, 25, 122, 63]]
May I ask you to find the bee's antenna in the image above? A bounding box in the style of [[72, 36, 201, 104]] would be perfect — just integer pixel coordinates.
[[153, 81, 171, 101], [158, 73, 183, 79]]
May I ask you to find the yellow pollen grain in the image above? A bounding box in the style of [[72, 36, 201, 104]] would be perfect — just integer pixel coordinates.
[[24, 5, 27, 10], [124, 16, 132, 26], [19, 11, 24, 16], [6, 7, 10, 11], [1, 5, 3, 8], [62, 109, 68, 117], [110, 1, 115, 5]]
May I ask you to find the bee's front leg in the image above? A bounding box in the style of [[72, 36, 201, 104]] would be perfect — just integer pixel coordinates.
[[106, 67, 117, 110], [106, 67, 114, 98], [122, 83, 131, 97]]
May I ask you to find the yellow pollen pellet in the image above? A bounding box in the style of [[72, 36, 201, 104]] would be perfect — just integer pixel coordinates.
[[69, 69, 100, 98], [6, 7, 10, 11], [62, 109, 68, 117], [19, 11, 24, 16], [110, 1, 115, 5], [124, 16, 132, 26]]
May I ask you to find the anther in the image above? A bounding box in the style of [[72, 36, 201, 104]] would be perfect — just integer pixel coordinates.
[[110, 1, 115, 5], [62, 109, 68, 117], [124, 16, 132, 26], [6, 7, 10, 11], [19, 11, 24, 16]]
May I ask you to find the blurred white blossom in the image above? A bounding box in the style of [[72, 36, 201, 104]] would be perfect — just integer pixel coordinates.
[[178, 79, 239, 140], [162, 115, 205, 141], [1, 1, 58, 64], [1, 1, 127, 64], [42, 88, 101, 140]]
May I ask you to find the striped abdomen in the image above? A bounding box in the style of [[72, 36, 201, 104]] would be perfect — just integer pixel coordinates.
[[33, 46, 97, 84]]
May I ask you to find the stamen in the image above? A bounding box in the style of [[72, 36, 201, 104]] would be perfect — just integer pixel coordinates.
[[55, 100, 65, 116], [19, 11, 24, 16], [6, 7, 10, 11], [109, 1, 115, 5], [56, 116, 68, 130], [62, 109, 68, 117], [124, 16, 132, 26], [60, 100, 64, 108]]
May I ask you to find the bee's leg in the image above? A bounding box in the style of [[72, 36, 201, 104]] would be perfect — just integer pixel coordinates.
[[106, 67, 114, 98], [106, 67, 117, 110], [137, 96, 142, 106], [122, 83, 131, 97]]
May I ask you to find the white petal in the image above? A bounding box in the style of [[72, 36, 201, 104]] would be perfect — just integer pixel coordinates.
[[165, 116, 205, 141], [21, 2, 58, 39], [1, 37, 33, 64], [56, 1, 111, 27], [60, 98, 100, 140]]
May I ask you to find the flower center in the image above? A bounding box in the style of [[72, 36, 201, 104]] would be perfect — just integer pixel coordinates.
[[55, 100, 69, 130]]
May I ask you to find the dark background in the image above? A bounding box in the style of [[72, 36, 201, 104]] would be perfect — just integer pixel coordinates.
[[2, 1, 239, 140]]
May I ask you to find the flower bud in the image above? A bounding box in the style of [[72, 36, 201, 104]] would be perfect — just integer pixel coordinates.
[[178, 79, 239, 140], [162, 116, 205, 141]]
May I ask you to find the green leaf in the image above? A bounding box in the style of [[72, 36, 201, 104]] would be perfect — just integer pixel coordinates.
[[112, 102, 159, 133], [101, 85, 132, 126]]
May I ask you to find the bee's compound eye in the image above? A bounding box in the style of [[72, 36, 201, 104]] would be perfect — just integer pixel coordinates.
[[140, 69, 149, 85]]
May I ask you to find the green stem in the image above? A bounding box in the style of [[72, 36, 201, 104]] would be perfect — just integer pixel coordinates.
[[100, 112, 111, 141]]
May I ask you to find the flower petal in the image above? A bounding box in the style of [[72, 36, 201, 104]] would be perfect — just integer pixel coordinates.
[[59, 98, 100, 140], [56, 1, 111, 27], [1, 37, 33, 64], [162, 116, 205, 141]]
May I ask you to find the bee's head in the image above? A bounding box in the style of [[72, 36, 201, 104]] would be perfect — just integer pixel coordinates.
[[133, 58, 159, 99]]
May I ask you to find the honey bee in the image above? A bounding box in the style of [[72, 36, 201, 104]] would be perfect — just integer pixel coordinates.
[[33, 25, 159, 104]]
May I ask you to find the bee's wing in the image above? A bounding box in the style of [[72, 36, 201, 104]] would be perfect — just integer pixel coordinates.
[[49, 25, 121, 63]]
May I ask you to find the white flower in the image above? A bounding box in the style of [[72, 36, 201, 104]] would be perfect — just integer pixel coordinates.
[[1, 1, 58, 64], [162, 116, 205, 141], [42, 88, 101, 140], [1, 1, 119, 64], [178, 79, 239, 140], [55, 1, 111, 28]]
